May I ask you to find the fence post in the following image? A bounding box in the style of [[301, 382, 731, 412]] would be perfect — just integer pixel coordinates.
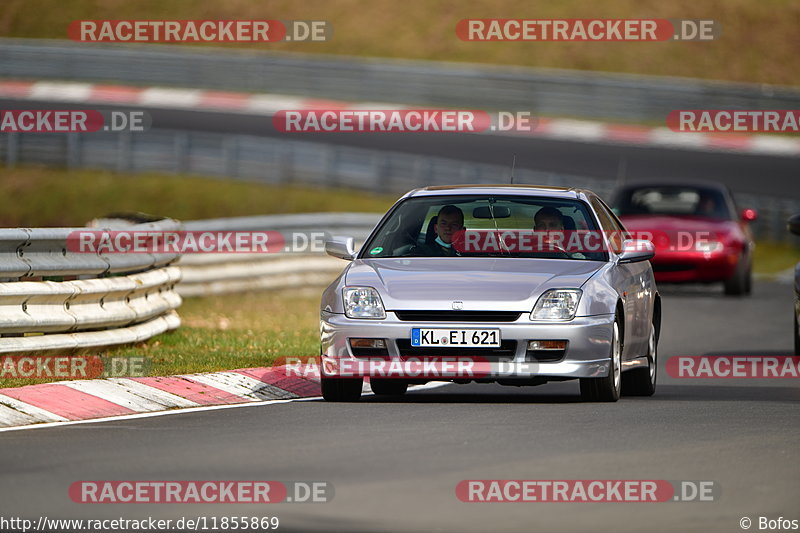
[[5, 132, 19, 168], [66, 133, 80, 169], [116, 131, 132, 172]]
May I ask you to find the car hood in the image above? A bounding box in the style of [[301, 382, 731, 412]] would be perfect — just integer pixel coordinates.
[[345, 257, 603, 311]]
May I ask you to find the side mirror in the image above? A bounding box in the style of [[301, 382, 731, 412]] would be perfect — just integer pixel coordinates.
[[325, 236, 356, 261], [618, 239, 655, 264], [788, 214, 800, 236], [741, 208, 758, 222]]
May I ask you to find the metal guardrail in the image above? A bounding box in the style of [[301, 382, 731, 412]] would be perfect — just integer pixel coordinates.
[[0, 213, 379, 352], [3, 128, 798, 244], [0, 219, 183, 353], [1, 39, 799, 122], [0, 218, 182, 280], [177, 213, 379, 296]]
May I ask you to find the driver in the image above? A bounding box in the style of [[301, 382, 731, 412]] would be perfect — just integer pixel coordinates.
[[411, 205, 464, 257]]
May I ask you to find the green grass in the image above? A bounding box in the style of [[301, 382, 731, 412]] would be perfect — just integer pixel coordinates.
[[753, 241, 800, 276], [0, 165, 395, 227], [0, 288, 326, 388], [0, 0, 797, 86], [111, 288, 324, 375]]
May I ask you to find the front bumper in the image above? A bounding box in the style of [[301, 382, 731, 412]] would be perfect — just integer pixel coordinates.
[[320, 311, 615, 379], [651, 250, 739, 283]]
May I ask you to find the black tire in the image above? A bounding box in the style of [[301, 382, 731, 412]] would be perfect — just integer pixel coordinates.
[[724, 256, 751, 296], [321, 376, 363, 402], [794, 308, 800, 356], [622, 324, 657, 397], [580, 318, 621, 402], [370, 378, 408, 396]]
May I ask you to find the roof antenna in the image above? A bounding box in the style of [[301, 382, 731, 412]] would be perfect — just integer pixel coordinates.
[[510, 154, 517, 184]]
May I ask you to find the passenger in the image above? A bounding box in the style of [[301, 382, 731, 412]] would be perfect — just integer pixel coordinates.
[[533, 206, 586, 259]]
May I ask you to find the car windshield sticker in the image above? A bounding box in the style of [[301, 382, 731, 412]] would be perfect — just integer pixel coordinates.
[[370, 247, 383, 255]]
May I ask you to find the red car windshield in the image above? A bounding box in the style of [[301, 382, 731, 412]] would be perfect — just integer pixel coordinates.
[[613, 186, 732, 220]]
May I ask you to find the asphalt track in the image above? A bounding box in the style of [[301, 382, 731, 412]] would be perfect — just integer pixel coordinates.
[[2, 98, 799, 199], [0, 279, 797, 532], [2, 97, 799, 532]]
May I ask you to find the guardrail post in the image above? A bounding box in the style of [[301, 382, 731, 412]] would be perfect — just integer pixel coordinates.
[[223, 136, 239, 178], [5, 132, 19, 168], [280, 141, 294, 184], [116, 131, 132, 172], [66, 133, 81, 169], [173, 132, 189, 174], [327, 145, 340, 188]]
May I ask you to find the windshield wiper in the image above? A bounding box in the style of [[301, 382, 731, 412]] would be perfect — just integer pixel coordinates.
[[487, 198, 510, 255]]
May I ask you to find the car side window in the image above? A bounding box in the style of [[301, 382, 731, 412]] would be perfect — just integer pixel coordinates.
[[591, 197, 624, 254]]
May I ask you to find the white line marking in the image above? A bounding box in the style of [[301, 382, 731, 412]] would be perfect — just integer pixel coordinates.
[[61, 380, 169, 411], [139, 88, 202, 108], [29, 82, 93, 102], [108, 378, 200, 408], [246, 94, 307, 114], [184, 372, 295, 400], [749, 136, 800, 155], [0, 382, 452, 433], [545, 120, 606, 141], [0, 396, 319, 433], [0, 403, 39, 427], [648, 127, 709, 148]]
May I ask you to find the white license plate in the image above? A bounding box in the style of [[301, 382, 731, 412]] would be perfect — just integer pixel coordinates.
[[411, 328, 501, 348]]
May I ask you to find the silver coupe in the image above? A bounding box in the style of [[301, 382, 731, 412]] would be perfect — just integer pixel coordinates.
[[320, 185, 660, 402]]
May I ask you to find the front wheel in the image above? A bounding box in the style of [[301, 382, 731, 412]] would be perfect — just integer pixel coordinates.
[[321, 376, 363, 402], [622, 324, 657, 397], [724, 256, 751, 296], [580, 319, 621, 402]]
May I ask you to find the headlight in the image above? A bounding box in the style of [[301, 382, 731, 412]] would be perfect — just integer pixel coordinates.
[[530, 289, 582, 321], [695, 241, 723, 253], [343, 287, 386, 319]]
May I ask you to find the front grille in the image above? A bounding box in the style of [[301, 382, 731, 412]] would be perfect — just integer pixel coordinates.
[[394, 311, 522, 322], [396, 339, 517, 360]]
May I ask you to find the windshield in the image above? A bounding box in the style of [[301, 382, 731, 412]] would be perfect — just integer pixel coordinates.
[[359, 194, 608, 261], [613, 186, 732, 220]]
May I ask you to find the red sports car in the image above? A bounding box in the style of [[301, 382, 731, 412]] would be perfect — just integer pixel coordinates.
[[611, 182, 756, 295]]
